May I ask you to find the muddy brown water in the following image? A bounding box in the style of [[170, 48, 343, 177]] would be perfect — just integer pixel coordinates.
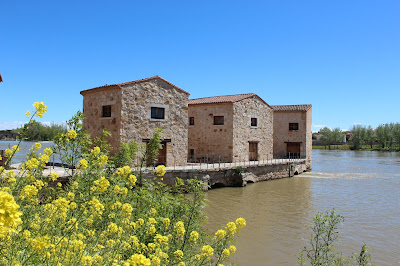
[[205, 149, 400, 265]]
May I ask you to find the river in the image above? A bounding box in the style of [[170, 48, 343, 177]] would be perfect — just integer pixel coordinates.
[[205, 149, 400, 265], [0, 140, 59, 164], [2, 141, 399, 264]]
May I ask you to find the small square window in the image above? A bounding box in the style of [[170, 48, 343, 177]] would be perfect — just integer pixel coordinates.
[[151, 107, 165, 119], [102, 105, 111, 117], [251, 118, 257, 127], [289, 123, 299, 131], [189, 117, 194, 125], [213, 116, 224, 125]]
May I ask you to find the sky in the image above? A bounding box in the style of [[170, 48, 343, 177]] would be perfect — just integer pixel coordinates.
[[0, 0, 399, 132]]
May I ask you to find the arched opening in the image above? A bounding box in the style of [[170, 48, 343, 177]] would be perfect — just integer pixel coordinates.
[[210, 182, 226, 189]]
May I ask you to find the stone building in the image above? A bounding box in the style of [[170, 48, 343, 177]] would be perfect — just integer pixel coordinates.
[[271, 104, 312, 169], [188, 93, 273, 162], [80, 76, 190, 166]]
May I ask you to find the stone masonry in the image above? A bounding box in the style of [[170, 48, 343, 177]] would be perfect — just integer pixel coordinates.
[[272, 105, 312, 169], [81, 76, 190, 166], [188, 94, 273, 162]]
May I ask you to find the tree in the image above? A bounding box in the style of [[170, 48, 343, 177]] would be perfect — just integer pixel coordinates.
[[350, 125, 366, 150], [364, 126, 375, 149]]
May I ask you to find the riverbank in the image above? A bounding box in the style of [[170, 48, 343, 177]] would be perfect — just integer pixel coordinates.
[[313, 144, 400, 152]]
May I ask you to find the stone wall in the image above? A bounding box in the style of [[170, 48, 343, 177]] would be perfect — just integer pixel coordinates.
[[188, 103, 234, 161], [232, 96, 273, 162], [273, 109, 312, 169], [81, 86, 122, 154], [162, 160, 308, 189], [305, 107, 312, 168], [120, 79, 189, 166]]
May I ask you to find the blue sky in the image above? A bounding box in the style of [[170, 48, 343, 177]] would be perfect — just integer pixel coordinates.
[[0, 0, 399, 132]]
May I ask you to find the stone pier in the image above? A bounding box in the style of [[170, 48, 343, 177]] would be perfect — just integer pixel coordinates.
[[162, 159, 308, 190]]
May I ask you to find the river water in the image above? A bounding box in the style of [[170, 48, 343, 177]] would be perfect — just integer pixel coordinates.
[[0, 140, 59, 164], [205, 149, 400, 265]]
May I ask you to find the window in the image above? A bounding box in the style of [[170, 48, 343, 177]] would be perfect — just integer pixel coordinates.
[[289, 123, 299, 131], [251, 118, 257, 127], [213, 116, 224, 125], [102, 105, 111, 117], [151, 107, 165, 119], [189, 117, 194, 125]]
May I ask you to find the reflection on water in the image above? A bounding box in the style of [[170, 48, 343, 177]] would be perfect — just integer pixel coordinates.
[[205, 149, 400, 265]]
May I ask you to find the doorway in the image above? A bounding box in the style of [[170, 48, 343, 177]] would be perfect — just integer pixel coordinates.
[[249, 142, 258, 161], [286, 142, 300, 158]]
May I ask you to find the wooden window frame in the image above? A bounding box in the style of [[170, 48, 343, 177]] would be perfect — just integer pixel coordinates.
[[151, 107, 165, 120], [102, 105, 112, 118], [213, 116, 224, 125], [189, 117, 194, 126], [289, 123, 299, 131]]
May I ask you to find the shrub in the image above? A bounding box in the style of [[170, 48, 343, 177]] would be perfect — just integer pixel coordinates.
[[0, 102, 246, 265]]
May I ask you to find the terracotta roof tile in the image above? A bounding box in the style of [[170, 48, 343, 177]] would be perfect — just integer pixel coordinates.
[[188, 93, 259, 105], [271, 104, 312, 111], [80, 76, 189, 95]]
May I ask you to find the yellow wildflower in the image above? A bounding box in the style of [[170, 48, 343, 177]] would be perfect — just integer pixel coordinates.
[[127, 254, 151, 266], [34, 142, 41, 150], [235, 217, 246, 232], [190, 231, 199, 242], [25, 110, 31, 117], [78, 159, 88, 170], [226, 222, 237, 236], [67, 129, 77, 139], [155, 165, 166, 177], [0, 191, 23, 235], [222, 248, 230, 257], [174, 250, 183, 259], [43, 147, 53, 156], [91, 146, 100, 156], [215, 229, 226, 240], [228, 245, 237, 254], [33, 102, 47, 118], [50, 173, 58, 181], [201, 245, 214, 257]]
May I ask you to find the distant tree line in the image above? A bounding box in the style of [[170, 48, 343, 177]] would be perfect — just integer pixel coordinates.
[[315, 123, 400, 151], [14, 120, 67, 141]]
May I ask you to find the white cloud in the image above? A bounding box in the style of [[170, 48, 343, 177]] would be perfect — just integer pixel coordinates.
[[312, 124, 326, 129], [352, 122, 363, 126], [0, 121, 25, 130]]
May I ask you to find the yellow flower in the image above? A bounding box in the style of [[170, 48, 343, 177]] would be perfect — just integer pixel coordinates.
[[25, 110, 31, 117], [163, 218, 170, 228], [174, 221, 185, 239], [155, 165, 166, 177], [34, 142, 41, 150], [149, 208, 157, 216], [50, 173, 59, 181], [174, 250, 183, 259], [226, 222, 237, 236], [151, 256, 161, 266], [0, 191, 23, 235], [91, 146, 100, 156], [235, 217, 246, 232], [78, 159, 88, 170], [99, 155, 108, 166], [127, 254, 151, 266], [201, 245, 214, 257], [43, 147, 53, 156], [33, 102, 47, 118], [190, 231, 199, 242], [215, 229, 226, 240], [222, 248, 230, 257], [228, 245, 237, 254], [20, 185, 38, 201]]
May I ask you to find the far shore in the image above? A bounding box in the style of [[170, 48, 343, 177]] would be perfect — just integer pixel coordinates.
[[313, 144, 400, 152]]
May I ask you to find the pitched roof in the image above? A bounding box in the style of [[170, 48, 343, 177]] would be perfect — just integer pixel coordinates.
[[271, 104, 312, 112], [188, 93, 270, 106], [80, 76, 189, 95]]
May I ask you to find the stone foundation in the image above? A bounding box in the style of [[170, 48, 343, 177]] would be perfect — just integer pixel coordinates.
[[162, 160, 308, 190]]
